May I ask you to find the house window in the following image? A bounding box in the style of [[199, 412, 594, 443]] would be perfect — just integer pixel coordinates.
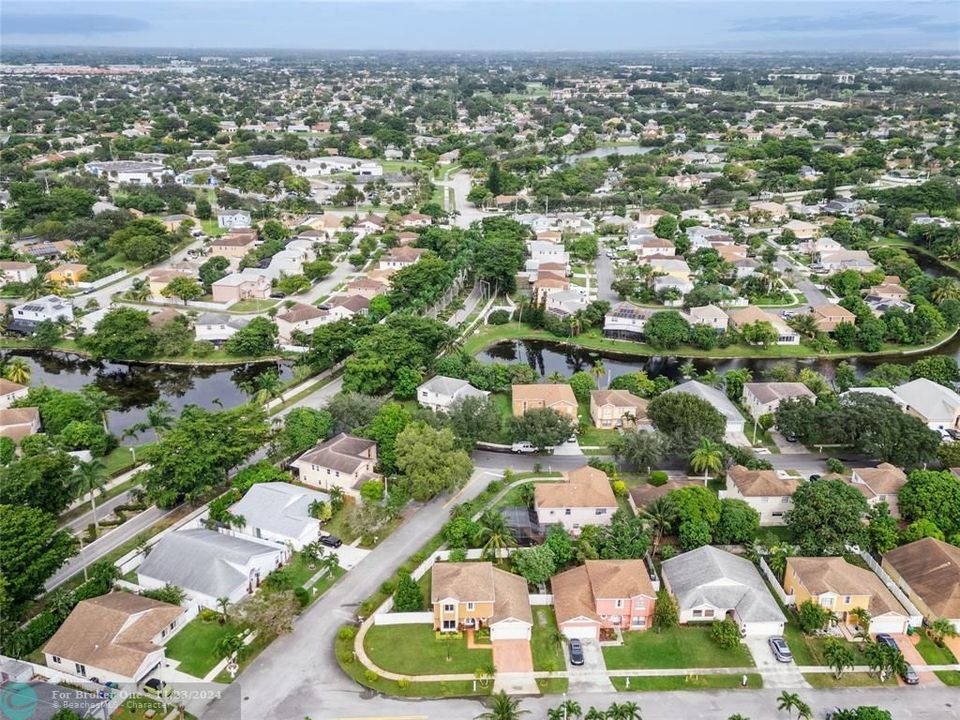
[[820, 596, 833, 608], [467, 602, 475, 611], [615, 599, 624, 609], [595, 508, 607, 515], [632, 617, 646, 627], [443, 603, 455, 612], [52, 656, 61, 664], [442, 620, 456, 630], [692, 610, 703, 618], [565, 509, 572, 516], [704, 609, 715, 618], [844, 596, 851, 604], [75, 663, 86, 676]]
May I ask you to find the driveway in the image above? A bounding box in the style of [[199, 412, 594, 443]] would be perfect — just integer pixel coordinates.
[[742, 635, 809, 689], [565, 639, 614, 693], [893, 634, 940, 686], [333, 542, 370, 571], [492, 639, 533, 673], [553, 438, 583, 456]]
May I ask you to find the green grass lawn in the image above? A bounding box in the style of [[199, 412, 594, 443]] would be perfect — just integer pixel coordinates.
[[782, 620, 858, 667], [577, 401, 620, 447], [230, 298, 278, 312], [914, 633, 958, 664], [602, 626, 755, 670], [611, 673, 763, 691], [530, 607, 565, 672], [536, 677, 570, 694], [803, 672, 883, 688], [165, 617, 241, 678], [102, 443, 154, 476], [489, 392, 513, 443], [363, 624, 492, 675]]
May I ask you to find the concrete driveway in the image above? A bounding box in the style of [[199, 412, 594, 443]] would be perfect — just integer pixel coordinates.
[[565, 639, 614, 693], [893, 634, 940, 686], [553, 438, 583, 456], [742, 635, 809, 689], [332, 542, 369, 571]]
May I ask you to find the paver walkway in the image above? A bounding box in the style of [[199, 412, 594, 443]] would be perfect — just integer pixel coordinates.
[[492, 639, 533, 674], [894, 634, 941, 686]]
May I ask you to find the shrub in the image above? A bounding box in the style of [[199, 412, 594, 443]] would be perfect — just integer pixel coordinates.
[[338, 626, 357, 641], [649, 470, 668, 486], [797, 599, 833, 634], [449, 548, 467, 562], [294, 587, 310, 608], [393, 573, 424, 612], [710, 618, 741, 649], [487, 309, 510, 325], [364, 669, 379, 684], [611, 479, 628, 497], [191, 340, 215, 357], [397, 677, 410, 689], [826, 457, 845, 474], [199, 608, 220, 622]]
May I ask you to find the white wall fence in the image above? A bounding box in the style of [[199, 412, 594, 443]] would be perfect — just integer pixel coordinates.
[[529, 594, 554, 606], [374, 612, 433, 626], [857, 550, 924, 628], [759, 556, 794, 606]]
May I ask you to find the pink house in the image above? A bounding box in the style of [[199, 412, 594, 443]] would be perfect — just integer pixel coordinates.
[[551, 559, 656, 640]]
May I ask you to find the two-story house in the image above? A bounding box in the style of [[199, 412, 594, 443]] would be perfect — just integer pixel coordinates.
[[589, 389, 649, 429], [208, 232, 258, 264], [0, 261, 37, 286], [379, 246, 425, 271], [534, 466, 618, 536], [742, 382, 817, 421], [291, 433, 380, 498], [843, 463, 908, 518], [722, 465, 799, 526], [551, 559, 657, 640], [416, 375, 489, 413], [275, 303, 331, 344], [217, 209, 252, 229], [688, 304, 729, 331], [10, 295, 74, 333], [511, 383, 578, 420], [431, 562, 532, 641], [603, 302, 653, 341], [211, 269, 271, 304], [883, 538, 960, 633]]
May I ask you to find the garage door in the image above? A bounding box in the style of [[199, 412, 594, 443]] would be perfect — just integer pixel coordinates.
[[741, 621, 785, 637], [870, 617, 908, 635], [490, 620, 531, 641], [561, 623, 599, 640]]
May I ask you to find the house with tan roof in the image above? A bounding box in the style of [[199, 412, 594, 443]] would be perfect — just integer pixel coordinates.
[[867, 278, 909, 301], [431, 562, 532, 641], [783, 219, 820, 240], [742, 382, 817, 421], [722, 465, 799, 525], [275, 302, 331, 343], [345, 276, 388, 298], [379, 246, 425, 271], [291, 433, 380, 498], [589, 389, 649, 429], [809, 303, 857, 333], [628, 479, 698, 513], [43, 592, 184, 684], [784, 557, 910, 634], [45, 263, 88, 287], [688, 304, 729, 331], [727, 305, 799, 345], [0, 260, 37, 286], [0, 378, 29, 409], [534, 466, 618, 535], [211, 269, 271, 304], [209, 231, 257, 261], [0, 407, 41, 442], [511, 383, 578, 420], [883, 538, 960, 632], [845, 463, 908, 517], [147, 268, 195, 299], [551, 559, 656, 640], [532, 271, 571, 302]]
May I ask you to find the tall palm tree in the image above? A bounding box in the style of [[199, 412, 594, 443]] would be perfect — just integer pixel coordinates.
[[643, 496, 677, 558], [583, 709, 606, 720], [23, 275, 53, 301], [547, 371, 565, 384], [700, 368, 722, 388], [787, 313, 818, 339], [776, 691, 800, 718], [3, 357, 31, 385], [689, 437, 724, 484], [473, 510, 517, 562], [932, 277, 960, 304], [609, 700, 642, 720], [590, 360, 607, 389], [146, 399, 173, 438], [474, 690, 529, 720], [552, 699, 581, 720], [823, 637, 855, 679], [128, 278, 151, 302], [74, 460, 107, 534]]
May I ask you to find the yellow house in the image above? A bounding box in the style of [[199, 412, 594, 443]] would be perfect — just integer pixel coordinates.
[[147, 269, 195, 299], [45, 263, 88, 287], [511, 383, 578, 419], [431, 562, 532, 641], [784, 557, 910, 634]]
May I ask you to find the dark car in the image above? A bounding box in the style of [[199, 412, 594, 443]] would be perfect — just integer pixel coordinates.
[[768, 636, 793, 663], [876, 633, 898, 651], [808, 474, 821, 482], [902, 665, 920, 685], [320, 534, 342, 548], [143, 678, 170, 697], [568, 638, 585, 666]]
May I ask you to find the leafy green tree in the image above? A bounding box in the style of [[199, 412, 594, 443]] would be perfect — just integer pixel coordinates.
[[0, 504, 75, 617], [710, 618, 741, 649], [510, 408, 577, 451], [224, 317, 278, 357], [199, 256, 230, 291], [395, 422, 473, 501], [161, 276, 204, 304], [326, 391, 384, 434], [610, 429, 666, 473], [598, 510, 651, 559], [786, 479, 868, 555], [644, 311, 690, 350], [796, 599, 833, 634], [653, 214, 678, 239], [274, 407, 333, 457], [84, 307, 157, 360], [898, 469, 960, 538], [568, 371, 596, 403], [648, 392, 725, 453], [1, 450, 78, 515], [512, 544, 556, 585], [365, 402, 412, 475], [865, 502, 900, 554], [446, 396, 503, 450], [714, 499, 760, 544], [653, 588, 679, 632]]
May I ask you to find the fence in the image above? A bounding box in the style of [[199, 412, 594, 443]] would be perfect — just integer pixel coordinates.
[[857, 550, 923, 628], [759, 556, 794, 606], [373, 612, 434, 626], [529, 594, 554, 606]]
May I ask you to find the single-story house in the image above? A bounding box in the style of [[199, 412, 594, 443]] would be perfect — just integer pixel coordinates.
[[662, 546, 786, 636], [894, 378, 960, 431], [742, 382, 817, 421], [275, 302, 331, 343], [432, 562, 532, 641], [589, 389, 649, 429], [603, 302, 654, 341], [417, 375, 489, 413], [0, 406, 41, 442], [534, 466, 618, 536], [663, 380, 746, 435], [722, 465, 799, 526], [883, 538, 960, 633], [194, 312, 249, 345], [0, 378, 30, 409], [227, 481, 329, 550], [688, 304, 729, 331]]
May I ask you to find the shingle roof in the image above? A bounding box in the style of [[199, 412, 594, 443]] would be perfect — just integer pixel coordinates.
[[512, 383, 577, 407], [727, 465, 800, 498], [591, 390, 648, 417], [744, 382, 816, 406], [535, 467, 617, 510], [296, 433, 376, 473], [664, 380, 743, 426], [228, 482, 328, 541], [884, 538, 960, 619], [418, 375, 486, 400], [786, 557, 908, 617]]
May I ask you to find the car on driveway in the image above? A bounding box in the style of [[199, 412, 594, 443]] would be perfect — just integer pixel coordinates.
[[568, 638, 584, 666], [143, 678, 170, 697], [876, 633, 898, 651], [768, 636, 793, 663], [902, 665, 920, 684], [320, 534, 342, 548]]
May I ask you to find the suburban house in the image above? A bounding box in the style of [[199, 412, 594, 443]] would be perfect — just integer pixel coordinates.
[[727, 306, 800, 345], [688, 304, 729, 331], [589, 389, 649, 429], [194, 313, 249, 345], [0, 407, 41, 442], [534, 466, 618, 535], [291, 433, 380, 498], [742, 382, 817, 421], [511, 383, 578, 420], [603, 302, 653, 341], [10, 295, 74, 333], [628, 479, 699, 512], [345, 277, 388, 298], [211, 269, 271, 304], [883, 538, 960, 633], [0, 261, 38, 286], [379, 246, 425, 270], [782, 219, 820, 240], [551, 559, 657, 640], [217, 208, 252, 229], [400, 213, 431, 228], [227, 482, 329, 550], [208, 232, 258, 262], [894, 378, 960, 431], [43, 593, 184, 684], [138, 528, 287, 610], [85, 160, 172, 184], [663, 381, 746, 436], [809, 303, 857, 333], [0, 378, 29, 409], [661, 546, 786, 636], [532, 272, 571, 303], [275, 303, 331, 344], [722, 465, 799, 526], [416, 375, 489, 413], [431, 562, 532, 641], [783, 557, 911, 634], [325, 294, 369, 321], [528, 240, 570, 265], [147, 268, 195, 299], [833, 463, 905, 517], [817, 249, 877, 273]]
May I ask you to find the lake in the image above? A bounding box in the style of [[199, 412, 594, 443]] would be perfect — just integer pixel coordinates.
[[5, 351, 294, 440], [565, 145, 656, 164]]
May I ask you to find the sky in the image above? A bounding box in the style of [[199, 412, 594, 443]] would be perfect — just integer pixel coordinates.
[[2, 1, 959, 53]]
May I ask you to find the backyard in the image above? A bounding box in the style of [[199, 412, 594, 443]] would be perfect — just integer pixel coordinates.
[[602, 626, 755, 670], [363, 624, 493, 675]]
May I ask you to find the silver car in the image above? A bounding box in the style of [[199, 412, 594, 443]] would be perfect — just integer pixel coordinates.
[[768, 636, 793, 663]]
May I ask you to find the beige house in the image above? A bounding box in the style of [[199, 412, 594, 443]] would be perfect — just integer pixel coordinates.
[[211, 270, 271, 304], [809, 303, 857, 333], [722, 465, 799, 526], [291, 433, 380, 498], [0, 378, 30, 409], [345, 277, 388, 298], [589, 389, 649, 429], [0, 407, 41, 442], [742, 382, 817, 421], [784, 557, 910, 635], [147, 268, 195, 299], [883, 538, 960, 633], [782, 219, 820, 240], [379, 246, 425, 270], [534, 466, 618, 536], [845, 463, 908, 517], [431, 562, 532, 641], [728, 306, 800, 345], [275, 302, 331, 343], [512, 383, 578, 419], [688, 304, 729, 331], [0, 261, 38, 285], [208, 232, 257, 261]]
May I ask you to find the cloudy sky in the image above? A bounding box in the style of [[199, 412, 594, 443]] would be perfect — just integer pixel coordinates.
[[2, 1, 958, 52]]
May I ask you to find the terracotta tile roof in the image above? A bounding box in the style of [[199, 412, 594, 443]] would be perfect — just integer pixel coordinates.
[[884, 538, 960, 619], [727, 465, 799, 498]]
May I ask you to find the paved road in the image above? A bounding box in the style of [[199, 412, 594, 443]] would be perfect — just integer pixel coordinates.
[[194, 466, 505, 720], [594, 248, 620, 303], [438, 171, 493, 229]]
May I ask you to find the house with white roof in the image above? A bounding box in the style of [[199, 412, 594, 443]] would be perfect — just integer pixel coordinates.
[[663, 380, 745, 436], [894, 378, 960, 431], [227, 482, 329, 550], [417, 375, 489, 413]]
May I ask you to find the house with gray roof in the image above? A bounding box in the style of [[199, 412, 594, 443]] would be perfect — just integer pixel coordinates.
[[291, 433, 380, 498], [663, 380, 746, 436], [228, 482, 329, 550], [661, 545, 786, 636], [194, 312, 250, 344], [137, 528, 286, 610], [417, 375, 489, 413]]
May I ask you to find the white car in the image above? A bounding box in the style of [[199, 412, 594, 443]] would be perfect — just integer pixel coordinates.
[[511, 442, 537, 454]]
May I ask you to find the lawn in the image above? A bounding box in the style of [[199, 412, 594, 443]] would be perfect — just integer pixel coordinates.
[[488, 392, 513, 443], [914, 633, 957, 665], [803, 672, 882, 688], [230, 298, 278, 312], [165, 617, 242, 678], [102, 443, 153, 476], [782, 620, 858, 667], [577, 402, 620, 448], [602, 626, 755, 670], [363, 624, 493, 675], [530, 607, 565, 672], [283, 551, 346, 590], [610, 673, 763, 691]]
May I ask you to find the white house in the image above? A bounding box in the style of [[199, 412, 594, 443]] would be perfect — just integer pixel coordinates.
[[291, 433, 380, 498], [417, 375, 489, 413], [603, 302, 653, 341], [85, 160, 172, 185], [227, 482, 329, 550], [275, 303, 331, 344], [534, 466, 618, 536], [722, 465, 799, 526], [0, 261, 37, 286], [0, 378, 30, 409], [894, 378, 960, 431], [742, 382, 817, 421], [10, 295, 74, 332], [194, 312, 249, 344]]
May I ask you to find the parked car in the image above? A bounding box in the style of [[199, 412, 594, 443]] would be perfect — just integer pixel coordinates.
[[768, 636, 793, 663], [320, 534, 342, 548], [875, 633, 898, 651], [143, 679, 170, 697], [511, 442, 537, 454], [568, 638, 584, 666], [902, 665, 920, 685]]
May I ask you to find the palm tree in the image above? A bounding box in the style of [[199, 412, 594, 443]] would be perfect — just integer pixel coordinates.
[[689, 437, 724, 484], [74, 460, 107, 534], [864, 640, 886, 678], [679, 360, 697, 380], [128, 277, 151, 302], [145, 399, 173, 438], [776, 691, 801, 718], [607, 700, 642, 720], [473, 510, 517, 562], [848, 607, 871, 640], [81, 386, 118, 430], [590, 360, 607, 389], [216, 596, 230, 624], [547, 371, 565, 384], [929, 617, 959, 646], [23, 275, 53, 301], [3, 357, 30, 385], [787, 313, 818, 339], [701, 368, 723, 388], [583, 709, 606, 720], [932, 277, 960, 304], [474, 690, 529, 720], [823, 637, 855, 679], [551, 699, 581, 720], [642, 496, 677, 558]]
